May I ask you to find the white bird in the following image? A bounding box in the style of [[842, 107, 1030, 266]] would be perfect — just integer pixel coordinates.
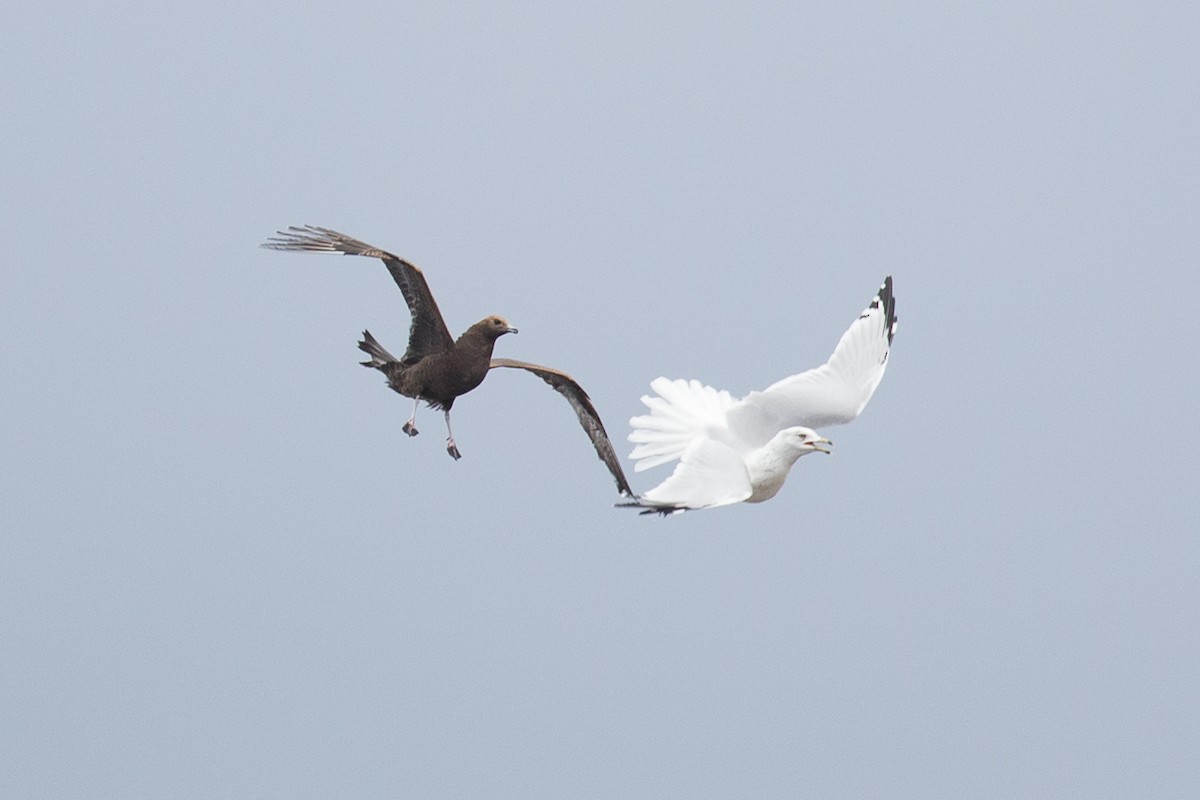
[[621, 277, 897, 515]]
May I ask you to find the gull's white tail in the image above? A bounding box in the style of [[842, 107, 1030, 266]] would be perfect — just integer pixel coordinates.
[[628, 378, 736, 472]]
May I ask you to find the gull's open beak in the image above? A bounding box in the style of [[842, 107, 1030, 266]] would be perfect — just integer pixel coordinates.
[[813, 437, 832, 455]]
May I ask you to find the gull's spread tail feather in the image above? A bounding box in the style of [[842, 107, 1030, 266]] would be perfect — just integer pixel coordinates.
[[628, 378, 736, 472]]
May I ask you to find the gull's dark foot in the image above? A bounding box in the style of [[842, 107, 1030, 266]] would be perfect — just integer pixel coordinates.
[[446, 439, 462, 460], [402, 420, 419, 437]]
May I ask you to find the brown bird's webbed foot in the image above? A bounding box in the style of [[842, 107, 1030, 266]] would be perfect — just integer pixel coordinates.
[[443, 409, 461, 460], [402, 395, 420, 437]]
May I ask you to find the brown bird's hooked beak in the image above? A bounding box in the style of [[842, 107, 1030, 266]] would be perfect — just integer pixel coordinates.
[[813, 437, 833, 455], [506, 325, 519, 334]]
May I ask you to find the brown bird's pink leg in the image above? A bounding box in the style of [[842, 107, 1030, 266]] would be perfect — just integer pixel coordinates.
[[444, 409, 461, 460], [402, 396, 420, 437]]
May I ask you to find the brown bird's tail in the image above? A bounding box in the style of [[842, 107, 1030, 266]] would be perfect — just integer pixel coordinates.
[[358, 330, 400, 369]]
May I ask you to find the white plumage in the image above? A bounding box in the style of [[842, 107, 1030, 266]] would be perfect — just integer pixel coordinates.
[[622, 277, 897, 514]]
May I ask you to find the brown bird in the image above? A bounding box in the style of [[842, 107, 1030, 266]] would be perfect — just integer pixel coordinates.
[[261, 225, 634, 497]]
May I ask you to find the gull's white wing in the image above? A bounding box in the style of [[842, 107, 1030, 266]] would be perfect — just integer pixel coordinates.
[[628, 378, 737, 472], [636, 437, 753, 511], [726, 276, 897, 446]]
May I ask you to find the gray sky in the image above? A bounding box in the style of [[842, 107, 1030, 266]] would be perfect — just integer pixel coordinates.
[[3, 1, 1198, 797]]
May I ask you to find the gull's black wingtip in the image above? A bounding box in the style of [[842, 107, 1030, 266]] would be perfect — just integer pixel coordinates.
[[615, 499, 688, 517], [873, 275, 898, 345]]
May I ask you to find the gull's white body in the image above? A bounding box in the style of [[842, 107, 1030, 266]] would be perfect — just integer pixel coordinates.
[[626, 277, 897, 513]]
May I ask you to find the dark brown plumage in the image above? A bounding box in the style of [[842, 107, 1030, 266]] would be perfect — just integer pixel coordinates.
[[261, 225, 634, 497], [489, 358, 633, 497]]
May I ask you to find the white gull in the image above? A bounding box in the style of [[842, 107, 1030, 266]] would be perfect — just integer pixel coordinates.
[[621, 277, 897, 515]]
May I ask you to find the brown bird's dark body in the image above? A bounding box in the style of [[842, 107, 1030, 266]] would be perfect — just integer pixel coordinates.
[[359, 319, 511, 412], [261, 225, 634, 497]]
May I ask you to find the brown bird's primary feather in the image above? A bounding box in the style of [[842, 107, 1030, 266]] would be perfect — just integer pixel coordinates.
[[263, 225, 454, 363], [262, 225, 634, 496], [490, 358, 634, 497]]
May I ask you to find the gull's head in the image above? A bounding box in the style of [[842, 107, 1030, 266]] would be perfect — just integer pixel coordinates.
[[779, 426, 832, 456]]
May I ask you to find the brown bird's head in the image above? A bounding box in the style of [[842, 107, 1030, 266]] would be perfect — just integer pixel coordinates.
[[471, 315, 519, 341]]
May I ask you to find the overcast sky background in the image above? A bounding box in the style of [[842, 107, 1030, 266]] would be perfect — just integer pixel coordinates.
[[3, 2, 1198, 797]]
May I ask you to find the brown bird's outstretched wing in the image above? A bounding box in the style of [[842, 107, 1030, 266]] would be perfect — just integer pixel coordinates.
[[489, 358, 635, 497], [262, 225, 455, 362]]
